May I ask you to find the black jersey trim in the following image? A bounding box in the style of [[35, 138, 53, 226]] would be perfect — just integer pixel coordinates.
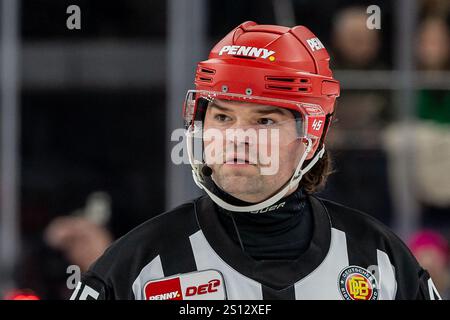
[[262, 284, 296, 300], [157, 203, 200, 276]]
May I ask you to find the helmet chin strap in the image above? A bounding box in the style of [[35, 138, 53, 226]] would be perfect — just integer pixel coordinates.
[[186, 130, 325, 212]]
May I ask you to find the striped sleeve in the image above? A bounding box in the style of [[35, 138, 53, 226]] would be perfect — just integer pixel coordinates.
[[69, 272, 110, 300]]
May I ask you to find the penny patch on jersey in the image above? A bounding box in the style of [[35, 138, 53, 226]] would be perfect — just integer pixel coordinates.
[[338, 266, 379, 300], [144, 270, 226, 300]]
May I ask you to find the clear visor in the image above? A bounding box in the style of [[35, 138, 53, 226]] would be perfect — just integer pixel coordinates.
[[184, 90, 325, 172], [184, 90, 326, 136]]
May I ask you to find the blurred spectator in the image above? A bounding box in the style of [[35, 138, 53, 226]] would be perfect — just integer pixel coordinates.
[[331, 6, 383, 70], [14, 191, 116, 299], [44, 192, 113, 272], [408, 230, 450, 298], [45, 217, 112, 273], [413, 15, 450, 211], [420, 0, 450, 20], [416, 16, 449, 71], [328, 5, 389, 148], [416, 16, 450, 124], [413, 123, 450, 208], [319, 6, 392, 225]]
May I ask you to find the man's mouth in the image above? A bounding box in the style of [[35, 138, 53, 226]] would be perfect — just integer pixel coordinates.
[[225, 156, 253, 165]]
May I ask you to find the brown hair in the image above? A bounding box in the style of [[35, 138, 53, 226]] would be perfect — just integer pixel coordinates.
[[299, 149, 334, 194]]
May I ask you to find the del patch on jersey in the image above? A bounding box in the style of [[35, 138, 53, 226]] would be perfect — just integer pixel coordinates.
[[144, 270, 226, 300]]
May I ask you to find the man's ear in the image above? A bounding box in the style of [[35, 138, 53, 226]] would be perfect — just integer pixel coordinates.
[[305, 138, 321, 160]]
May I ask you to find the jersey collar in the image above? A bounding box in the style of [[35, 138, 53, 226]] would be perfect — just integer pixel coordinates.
[[194, 194, 332, 290]]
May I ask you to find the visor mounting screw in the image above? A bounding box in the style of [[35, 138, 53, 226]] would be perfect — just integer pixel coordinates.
[[221, 85, 228, 93], [245, 88, 252, 95]]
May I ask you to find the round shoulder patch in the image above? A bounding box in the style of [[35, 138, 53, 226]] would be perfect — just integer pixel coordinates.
[[338, 266, 379, 300]]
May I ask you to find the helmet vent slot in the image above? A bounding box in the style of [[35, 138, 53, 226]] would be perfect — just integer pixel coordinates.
[[200, 68, 215, 74], [265, 76, 312, 93], [266, 85, 293, 91], [265, 76, 295, 82], [198, 77, 212, 82]]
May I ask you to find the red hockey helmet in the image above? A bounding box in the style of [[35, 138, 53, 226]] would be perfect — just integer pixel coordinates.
[[185, 21, 340, 153]]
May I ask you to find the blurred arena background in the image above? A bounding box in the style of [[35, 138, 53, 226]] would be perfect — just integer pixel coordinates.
[[0, 0, 449, 299]]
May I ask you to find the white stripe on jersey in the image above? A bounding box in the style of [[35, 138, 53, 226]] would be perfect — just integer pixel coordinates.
[[132, 255, 164, 300], [78, 284, 100, 300], [189, 230, 264, 300], [376, 249, 397, 300], [427, 278, 442, 300], [69, 281, 82, 300], [294, 228, 349, 299]]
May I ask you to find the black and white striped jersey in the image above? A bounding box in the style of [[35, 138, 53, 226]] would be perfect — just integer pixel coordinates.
[[70, 195, 441, 300]]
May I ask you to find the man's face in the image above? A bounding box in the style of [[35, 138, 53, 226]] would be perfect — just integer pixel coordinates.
[[202, 99, 306, 203]]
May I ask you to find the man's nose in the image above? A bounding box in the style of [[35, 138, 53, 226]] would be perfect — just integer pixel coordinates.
[[225, 129, 255, 145]]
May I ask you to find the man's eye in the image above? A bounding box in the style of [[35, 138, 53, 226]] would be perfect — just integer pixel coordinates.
[[214, 114, 231, 122], [257, 118, 275, 125]]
